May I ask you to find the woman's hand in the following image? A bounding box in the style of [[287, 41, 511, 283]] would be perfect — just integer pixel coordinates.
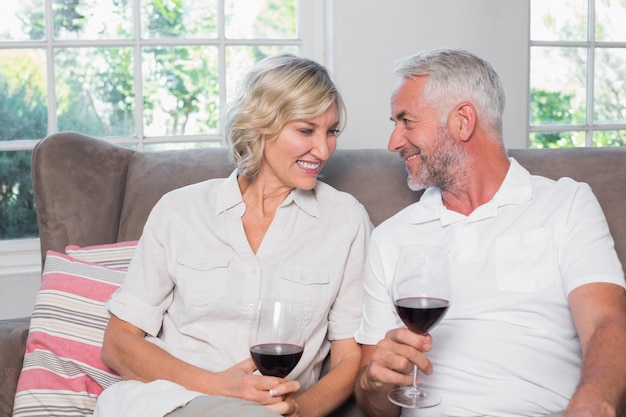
[[216, 358, 301, 407], [265, 392, 301, 416]]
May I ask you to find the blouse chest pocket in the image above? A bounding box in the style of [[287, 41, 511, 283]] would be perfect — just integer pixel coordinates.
[[176, 256, 230, 308], [496, 228, 558, 293], [277, 268, 330, 320]]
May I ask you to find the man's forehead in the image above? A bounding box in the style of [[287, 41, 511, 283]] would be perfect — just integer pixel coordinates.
[[390, 78, 425, 115]]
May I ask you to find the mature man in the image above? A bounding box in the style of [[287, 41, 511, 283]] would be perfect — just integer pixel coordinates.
[[354, 48, 626, 417]]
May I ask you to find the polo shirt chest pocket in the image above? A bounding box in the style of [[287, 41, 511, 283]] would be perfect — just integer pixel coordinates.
[[176, 256, 230, 307], [496, 227, 558, 293]]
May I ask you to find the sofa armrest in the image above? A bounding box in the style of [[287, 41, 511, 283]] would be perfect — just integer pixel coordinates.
[[0, 317, 30, 417], [32, 132, 135, 264]]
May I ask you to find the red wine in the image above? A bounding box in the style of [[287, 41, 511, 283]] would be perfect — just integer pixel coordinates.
[[250, 343, 304, 378], [394, 297, 449, 334]]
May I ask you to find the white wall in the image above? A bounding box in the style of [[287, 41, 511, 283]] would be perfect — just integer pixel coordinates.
[[0, 239, 41, 319], [328, 0, 530, 150]]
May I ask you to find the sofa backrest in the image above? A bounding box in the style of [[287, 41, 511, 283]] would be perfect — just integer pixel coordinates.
[[32, 132, 626, 270], [116, 147, 421, 242]]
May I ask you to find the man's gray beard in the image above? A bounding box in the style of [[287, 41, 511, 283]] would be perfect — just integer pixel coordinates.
[[406, 127, 467, 192]]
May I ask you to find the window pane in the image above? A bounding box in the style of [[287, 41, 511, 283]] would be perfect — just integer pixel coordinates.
[[530, 47, 587, 126], [56, 47, 135, 137], [0, 1, 44, 41], [53, 0, 132, 40], [142, 46, 219, 136], [594, 48, 626, 124], [595, 0, 626, 42], [530, 131, 586, 148], [0, 49, 48, 141], [593, 130, 626, 146], [226, 45, 299, 102], [531, 0, 587, 41], [0, 150, 37, 240], [141, 0, 218, 39], [225, 0, 297, 39]]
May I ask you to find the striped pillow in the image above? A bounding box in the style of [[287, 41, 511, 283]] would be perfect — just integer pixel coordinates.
[[12, 251, 125, 417], [65, 241, 138, 270]]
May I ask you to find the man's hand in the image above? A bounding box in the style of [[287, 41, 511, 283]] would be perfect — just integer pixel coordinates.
[[364, 327, 433, 389], [355, 327, 434, 417]]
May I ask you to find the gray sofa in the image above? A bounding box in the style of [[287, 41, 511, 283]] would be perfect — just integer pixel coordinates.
[[2, 131, 626, 417]]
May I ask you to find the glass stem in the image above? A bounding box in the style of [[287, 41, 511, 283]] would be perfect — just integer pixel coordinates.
[[412, 365, 421, 393], [411, 365, 424, 398]]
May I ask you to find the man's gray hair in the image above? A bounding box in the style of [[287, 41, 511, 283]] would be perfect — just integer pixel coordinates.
[[394, 48, 506, 137]]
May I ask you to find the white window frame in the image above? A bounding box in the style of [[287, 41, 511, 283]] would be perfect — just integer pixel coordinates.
[[529, 0, 626, 147], [0, 0, 326, 283]]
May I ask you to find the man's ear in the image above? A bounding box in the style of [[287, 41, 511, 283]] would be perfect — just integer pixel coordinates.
[[450, 102, 476, 142]]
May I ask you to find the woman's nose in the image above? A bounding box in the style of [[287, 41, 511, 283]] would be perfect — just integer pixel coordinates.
[[313, 135, 332, 160]]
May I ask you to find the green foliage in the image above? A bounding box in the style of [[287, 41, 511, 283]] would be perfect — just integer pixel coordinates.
[[0, 151, 38, 239], [1, 0, 296, 239], [256, 0, 296, 37], [0, 78, 45, 239], [21, 0, 86, 39], [0, 77, 47, 140], [530, 88, 583, 125], [146, 0, 185, 37], [56, 47, 134, 136], [529, 88, 585, 148], [53, 0, 87, 35], [593, 130, 626, 146]]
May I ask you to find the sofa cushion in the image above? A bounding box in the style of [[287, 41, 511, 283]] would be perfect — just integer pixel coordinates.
[[12, 251, 127, 417], [65, 240, 138, 270]]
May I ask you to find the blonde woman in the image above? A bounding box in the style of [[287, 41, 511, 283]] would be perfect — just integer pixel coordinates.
[[96, 54, 373, 417]]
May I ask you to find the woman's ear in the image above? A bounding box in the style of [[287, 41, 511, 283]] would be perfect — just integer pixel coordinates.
[[450, 102, 476, 142]]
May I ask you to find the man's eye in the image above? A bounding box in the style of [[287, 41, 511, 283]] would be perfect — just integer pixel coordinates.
[[403, 119, 415, 128]]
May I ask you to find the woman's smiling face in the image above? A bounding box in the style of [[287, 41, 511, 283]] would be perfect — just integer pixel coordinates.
[[259, 104, 339, 191]]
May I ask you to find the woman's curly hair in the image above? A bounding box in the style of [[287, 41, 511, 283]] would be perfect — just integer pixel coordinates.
[[225, 54, 346, 179]]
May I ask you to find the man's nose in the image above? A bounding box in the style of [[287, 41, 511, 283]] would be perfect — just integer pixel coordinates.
[[388, 126, 405, 153]]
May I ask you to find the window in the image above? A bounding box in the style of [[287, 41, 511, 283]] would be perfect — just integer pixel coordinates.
[[530, 0, 626, 148], [0, 0, 320, 244]]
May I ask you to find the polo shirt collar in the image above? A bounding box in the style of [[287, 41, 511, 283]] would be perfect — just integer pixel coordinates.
[[409, 157, 533, 226], [215, 170, 320, 218]]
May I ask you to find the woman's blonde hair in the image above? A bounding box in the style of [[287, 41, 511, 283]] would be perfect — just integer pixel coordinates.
[[226, 54, 346, 178]]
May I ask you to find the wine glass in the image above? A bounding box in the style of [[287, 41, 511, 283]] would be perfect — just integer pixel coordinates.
[[249, 299, 305, 378], [388, 244, 451, 409]]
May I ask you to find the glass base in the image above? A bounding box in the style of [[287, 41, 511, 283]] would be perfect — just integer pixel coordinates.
[[388, 386, 441, 408]]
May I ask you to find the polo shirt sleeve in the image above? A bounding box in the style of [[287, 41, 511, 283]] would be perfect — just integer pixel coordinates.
[[355, 235, 402, 345], [559, 180, 625, 294]]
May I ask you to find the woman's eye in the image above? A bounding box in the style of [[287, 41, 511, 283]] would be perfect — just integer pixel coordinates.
[[328, 129, 340, 136], [299, 128, 314, 135]]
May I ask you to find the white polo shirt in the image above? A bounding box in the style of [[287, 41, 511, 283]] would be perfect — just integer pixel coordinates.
[[356, 158, 625, 417], [104, 170, 372, 407]]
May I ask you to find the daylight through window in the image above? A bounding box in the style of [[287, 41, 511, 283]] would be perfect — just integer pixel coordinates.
[[0, 0, 305, 241], [530, 0, 626, 148]]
